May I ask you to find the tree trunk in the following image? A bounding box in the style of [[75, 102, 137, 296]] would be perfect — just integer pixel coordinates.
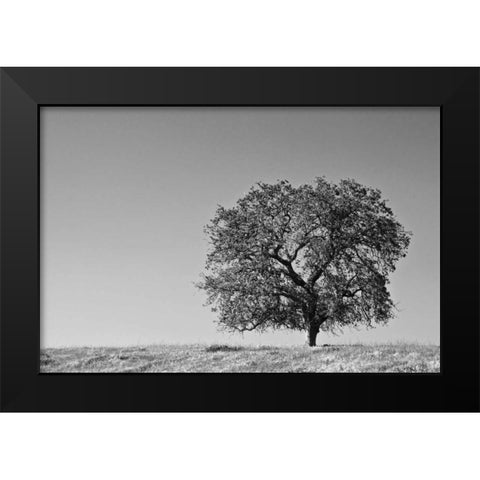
[[306, 324, 319, 347]]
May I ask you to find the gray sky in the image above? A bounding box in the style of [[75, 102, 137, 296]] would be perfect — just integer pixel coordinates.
[[40, 107, 439, 347]]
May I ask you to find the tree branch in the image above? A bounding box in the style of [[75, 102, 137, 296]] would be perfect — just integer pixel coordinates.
[[342, 288, 362, 298], [268, 251, 310, 292], [352, 246, 380, 276], [273, 288, 303, 304], [289, 240, 309, 261], [308, 244, 337, 286]]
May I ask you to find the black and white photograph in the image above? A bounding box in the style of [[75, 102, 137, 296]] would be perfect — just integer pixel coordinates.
[[40, 106, 440, 373], [2, 3, 480, 478]]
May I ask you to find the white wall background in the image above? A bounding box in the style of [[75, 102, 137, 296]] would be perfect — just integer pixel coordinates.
[[1, 2, 479, 480]]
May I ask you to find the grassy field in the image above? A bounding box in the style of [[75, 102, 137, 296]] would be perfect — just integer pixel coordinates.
[[40, 343, 440, 373]]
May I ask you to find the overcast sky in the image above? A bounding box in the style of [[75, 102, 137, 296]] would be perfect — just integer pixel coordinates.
[[40, 107, 439, 347]]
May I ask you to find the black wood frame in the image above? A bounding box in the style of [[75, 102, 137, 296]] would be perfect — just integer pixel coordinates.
[[1, 68, 478, 411]]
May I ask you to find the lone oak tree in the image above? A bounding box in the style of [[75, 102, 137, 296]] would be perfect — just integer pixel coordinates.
[[199, 178, 411, 346]]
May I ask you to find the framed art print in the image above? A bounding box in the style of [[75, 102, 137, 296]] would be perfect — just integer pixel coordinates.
[[1, 68, 479, 411]]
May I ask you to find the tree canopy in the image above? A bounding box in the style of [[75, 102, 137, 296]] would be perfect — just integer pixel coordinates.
[[198, 178, 412, 346]]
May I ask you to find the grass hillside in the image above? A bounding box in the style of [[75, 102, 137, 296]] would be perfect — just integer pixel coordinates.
[[40, 343, 440, 373]]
